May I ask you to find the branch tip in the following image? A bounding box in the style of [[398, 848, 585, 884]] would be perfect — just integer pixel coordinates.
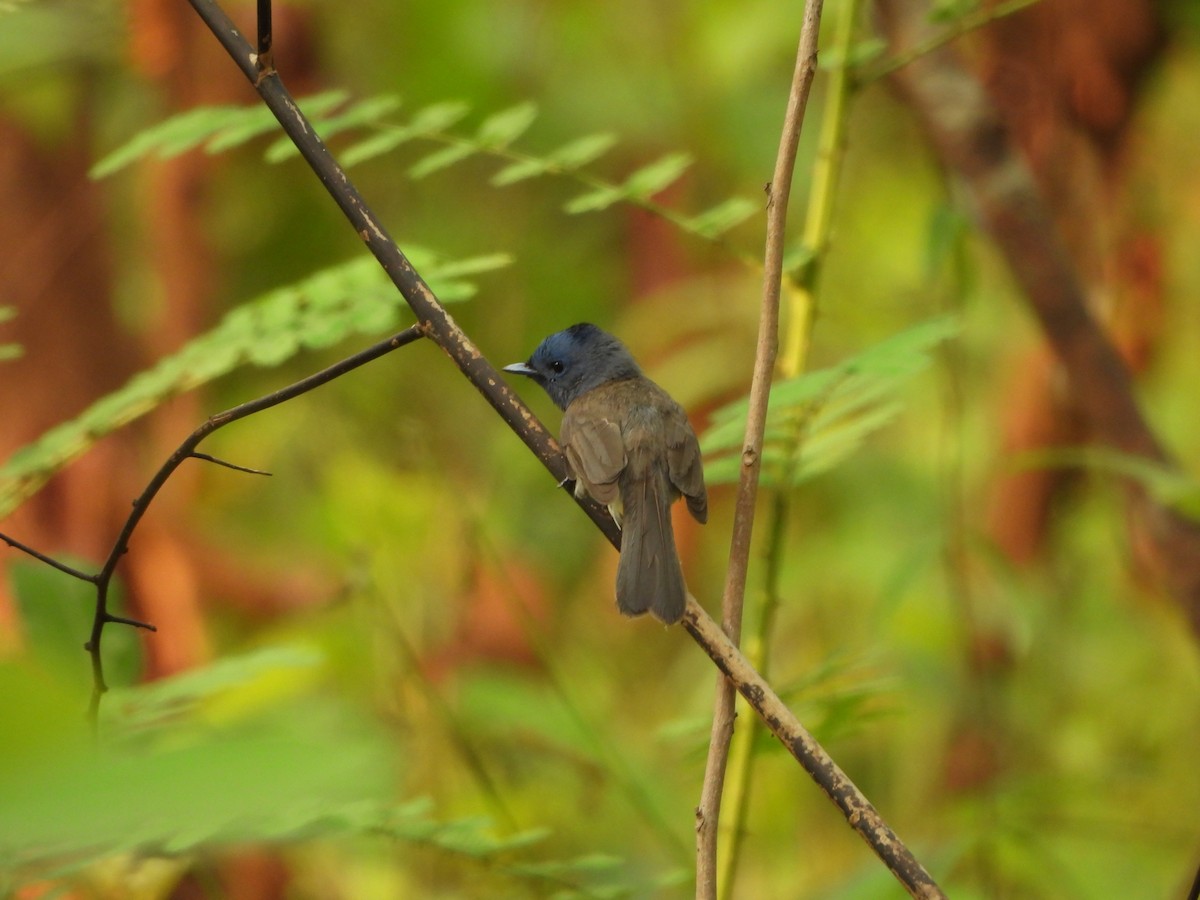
[[106, 613, 157, 632], [0, 532, 98, 582], [191, 451, 272, 476]]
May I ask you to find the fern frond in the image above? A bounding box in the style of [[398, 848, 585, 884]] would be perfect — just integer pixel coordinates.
[[702, 316, 959, 487], [94, 94, 760, 256], [89, 91, 350, 178], [0, 249, 510, 518]]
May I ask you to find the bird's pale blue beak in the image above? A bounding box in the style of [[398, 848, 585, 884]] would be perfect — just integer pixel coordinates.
[[503, 362, 536, 376]]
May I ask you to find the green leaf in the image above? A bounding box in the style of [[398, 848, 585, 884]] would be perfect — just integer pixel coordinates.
[[686, 196, 758, 237], [622, 152, 692, 198], [204, 107, 287, 153], [475, 101, 538, 148], [563, 185, 624, 214], [490, 156, 551, 186], [425, 251, 513, 281], [101, 645, 325, 734], [341, 127, 415, 167], [408, 142, 476, 179], [550, 132, 618, 168], [0, 664, 396, 875], [407, 99, 473, 133]]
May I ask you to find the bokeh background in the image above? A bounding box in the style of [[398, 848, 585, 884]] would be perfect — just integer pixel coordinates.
[[2, 1, 1199, 897]]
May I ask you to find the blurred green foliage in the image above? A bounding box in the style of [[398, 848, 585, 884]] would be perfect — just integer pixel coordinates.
[[2, 1, 1199, 898]]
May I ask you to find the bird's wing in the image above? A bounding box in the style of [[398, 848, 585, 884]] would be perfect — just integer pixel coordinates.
[[561, 412, 625, 506], [664, 406, 708, 524]]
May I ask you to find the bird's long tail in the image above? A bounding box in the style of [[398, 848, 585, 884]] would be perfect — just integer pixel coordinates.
[[615, 467, 686, 624]]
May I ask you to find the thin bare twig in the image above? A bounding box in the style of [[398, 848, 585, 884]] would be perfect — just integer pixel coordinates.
[[189, 452, 272, 476], [715, 1, 862, 891], [0, 533, 98, 583], [696, 4, 825, 899]]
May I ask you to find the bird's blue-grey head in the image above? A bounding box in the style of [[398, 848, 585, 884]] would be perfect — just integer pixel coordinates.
[[504, 323, 642, 410]]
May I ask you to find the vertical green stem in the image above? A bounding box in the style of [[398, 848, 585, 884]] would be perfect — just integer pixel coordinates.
[[715, 0, 860, 895]]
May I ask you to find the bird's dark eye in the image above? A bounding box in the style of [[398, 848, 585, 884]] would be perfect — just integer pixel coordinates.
[[549, 360, 565, 375]]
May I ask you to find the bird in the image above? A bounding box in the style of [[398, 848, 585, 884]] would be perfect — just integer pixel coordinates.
[[504, 323, 707, 624]]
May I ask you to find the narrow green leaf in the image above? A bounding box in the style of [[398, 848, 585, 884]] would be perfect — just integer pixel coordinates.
[[563, 185, 624, 214], [204, 108, 284, 153], [622, 152, 692, 198], [550, 132, 618, 168], [407, 100, 472, 132], [408, 142, 476, 179], [341, 128, 412, 167], [425, 252, 513, 280], [475, 101, 538, 148], [422, 251, 513, 302], [686, 196, 758, 237], [490, 157, 550, 186]]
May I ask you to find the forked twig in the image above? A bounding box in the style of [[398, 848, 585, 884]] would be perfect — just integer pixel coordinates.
[[1, 326, 424, 721]]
